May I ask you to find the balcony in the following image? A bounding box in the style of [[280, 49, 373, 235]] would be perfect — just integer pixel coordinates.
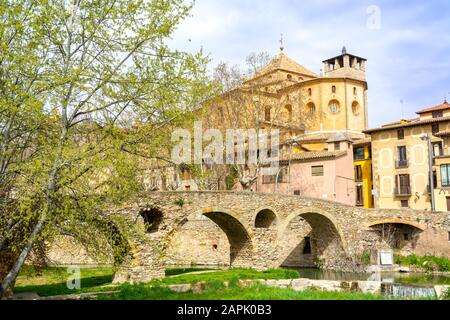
[[395, 159, 409, 169], [394, 186, 411, 196]]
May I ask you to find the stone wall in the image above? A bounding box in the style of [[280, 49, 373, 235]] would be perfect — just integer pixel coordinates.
[[165, 216, 229, 266], [107, 191, 450, 283]]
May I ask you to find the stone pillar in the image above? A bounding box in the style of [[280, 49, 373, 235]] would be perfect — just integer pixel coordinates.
[[113, 237, 165, 284], [343, 55, 350, 68]]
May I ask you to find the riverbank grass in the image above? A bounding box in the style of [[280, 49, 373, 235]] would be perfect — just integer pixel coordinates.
[[395, 255, 450, 272]]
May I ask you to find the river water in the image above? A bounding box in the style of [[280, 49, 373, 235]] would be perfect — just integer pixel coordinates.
[[287, 267, 450, 286]]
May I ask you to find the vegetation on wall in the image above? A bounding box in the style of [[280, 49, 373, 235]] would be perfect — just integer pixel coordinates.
[[395, 255, 450, 272]]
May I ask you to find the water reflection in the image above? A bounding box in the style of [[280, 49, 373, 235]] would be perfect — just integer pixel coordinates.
[[285, 267, 450, 285]]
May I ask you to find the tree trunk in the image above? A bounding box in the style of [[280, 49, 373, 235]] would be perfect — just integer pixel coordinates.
[[0, 215, 45, 299]]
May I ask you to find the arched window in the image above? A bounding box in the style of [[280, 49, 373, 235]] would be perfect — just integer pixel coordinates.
[[308, 88, 312, 96], [281, 104, 292, 122], [352, 101, 360, 115], [328, 100, 340, 114], [332, 85, 336, 94], [265, 106, 271, 121], [287, 74, 292, 80], [307, 102, 316, 116], [255, 209, 277, 228], [353, 87, 357, 95]]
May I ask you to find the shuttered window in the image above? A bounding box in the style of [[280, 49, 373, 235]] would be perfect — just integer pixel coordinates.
[[312, 166, 324, 176]]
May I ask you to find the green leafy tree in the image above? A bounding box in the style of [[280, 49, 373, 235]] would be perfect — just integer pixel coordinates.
[[0, 0, 213, 298]]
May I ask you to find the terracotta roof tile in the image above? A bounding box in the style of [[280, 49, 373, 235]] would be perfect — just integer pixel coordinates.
[[364, 116, 450, 134], [278, 150, 347, 162], [416, 101, 450, 114], [252, 51, 318, 79]]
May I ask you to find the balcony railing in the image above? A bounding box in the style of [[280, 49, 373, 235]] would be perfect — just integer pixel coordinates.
[[394, 186, 411, 196], [395, 159, 409, 169]]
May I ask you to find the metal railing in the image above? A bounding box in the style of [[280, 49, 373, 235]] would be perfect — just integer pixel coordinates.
[[394, 186, 411, 196], [395, 159, 409, 169]]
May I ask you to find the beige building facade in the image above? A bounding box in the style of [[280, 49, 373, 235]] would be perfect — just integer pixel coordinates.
[[365, 101, 450, 211]]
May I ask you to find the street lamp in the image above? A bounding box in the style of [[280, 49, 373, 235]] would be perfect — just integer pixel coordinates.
[[421, 134, 436, 211]]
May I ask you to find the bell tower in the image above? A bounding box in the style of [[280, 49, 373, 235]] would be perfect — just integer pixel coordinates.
[[322, 46, 367, 81]]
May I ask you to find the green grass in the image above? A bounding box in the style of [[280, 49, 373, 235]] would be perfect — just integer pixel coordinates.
[[148, 268, 300, 286], [395, 255, 450, 272], [14, 265, 114, 297], [99, 282, 386, 300], [13, 266, 298, 297]]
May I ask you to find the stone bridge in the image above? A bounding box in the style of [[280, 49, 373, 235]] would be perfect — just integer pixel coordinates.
[[111, 192, 450, 283]]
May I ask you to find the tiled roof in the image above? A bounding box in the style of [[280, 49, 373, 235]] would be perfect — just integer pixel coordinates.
[[434, 130, 450, 137], [364, 116, 450, 134], [291, 132, 339, 143], [416, 101, 450, 114], [253, 51, 318, 79], [278, 150, 347, 162], [326, 133, 353, 143], [352, 137, 371, 146]]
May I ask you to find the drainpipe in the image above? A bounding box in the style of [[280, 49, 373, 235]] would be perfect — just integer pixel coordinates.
[[421, 134, 436, 211]]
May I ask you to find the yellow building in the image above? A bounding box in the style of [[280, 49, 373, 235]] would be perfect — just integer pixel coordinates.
[[365, 100, 450, 211], [205, 46, 369, 144], [353, 138, 374, 208]]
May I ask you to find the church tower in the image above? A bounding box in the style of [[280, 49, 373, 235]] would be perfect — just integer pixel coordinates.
[[322, 46, 367, 81]]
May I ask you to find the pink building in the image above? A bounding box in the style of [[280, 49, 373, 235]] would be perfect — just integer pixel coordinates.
[[256, 134, 355, 206]]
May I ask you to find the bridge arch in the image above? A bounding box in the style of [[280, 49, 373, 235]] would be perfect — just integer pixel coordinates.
[[254, 208, 278, 229], [281, 207, 346, 268], [368, 219, 425, 252], [197, 208, 255, 267]]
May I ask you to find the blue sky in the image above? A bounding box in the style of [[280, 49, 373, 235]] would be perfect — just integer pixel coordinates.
[[170, 0, 450, 128]]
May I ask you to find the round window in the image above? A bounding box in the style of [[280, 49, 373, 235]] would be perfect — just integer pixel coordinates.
[[329, 100, 340, 114]]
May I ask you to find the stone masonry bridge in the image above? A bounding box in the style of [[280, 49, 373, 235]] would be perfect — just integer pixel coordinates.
[[111, 192, 450, 283]]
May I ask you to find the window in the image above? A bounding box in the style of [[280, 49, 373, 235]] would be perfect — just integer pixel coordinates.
[[328, 100, 340, 114], [265, 107, 271, 121], [334, 142, 340, 151], [308, 88, 312, 96], [432, 110, 443, 118], [353, 87, 357, 95], [395, 174, 411, 195], [397, 129, 405, 140], [441, 164, 450, 187], [312, 166, 324, 176], [432, 141, 443, 157], [432, 124, 440, 135], [262, 175, 276, 184], [303, 237, 312, 254], [212, 244, 218, 250], [185, 185, 191, 191], [354, 147, 365, 160], [278, 167, 289, 183], [396, 146, 408, 168], [352, 101, 360, 115], [332, 85, 336, 94], [294, 190, 301, 196], [307, 102, 316, 115], [448, 231, 450, 241], [401, 200, 409, 208], [356, 185, 364, 206], [355, 165, 363, 181], [287, 74, 292, 80], [282, 105, 292, 122]]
